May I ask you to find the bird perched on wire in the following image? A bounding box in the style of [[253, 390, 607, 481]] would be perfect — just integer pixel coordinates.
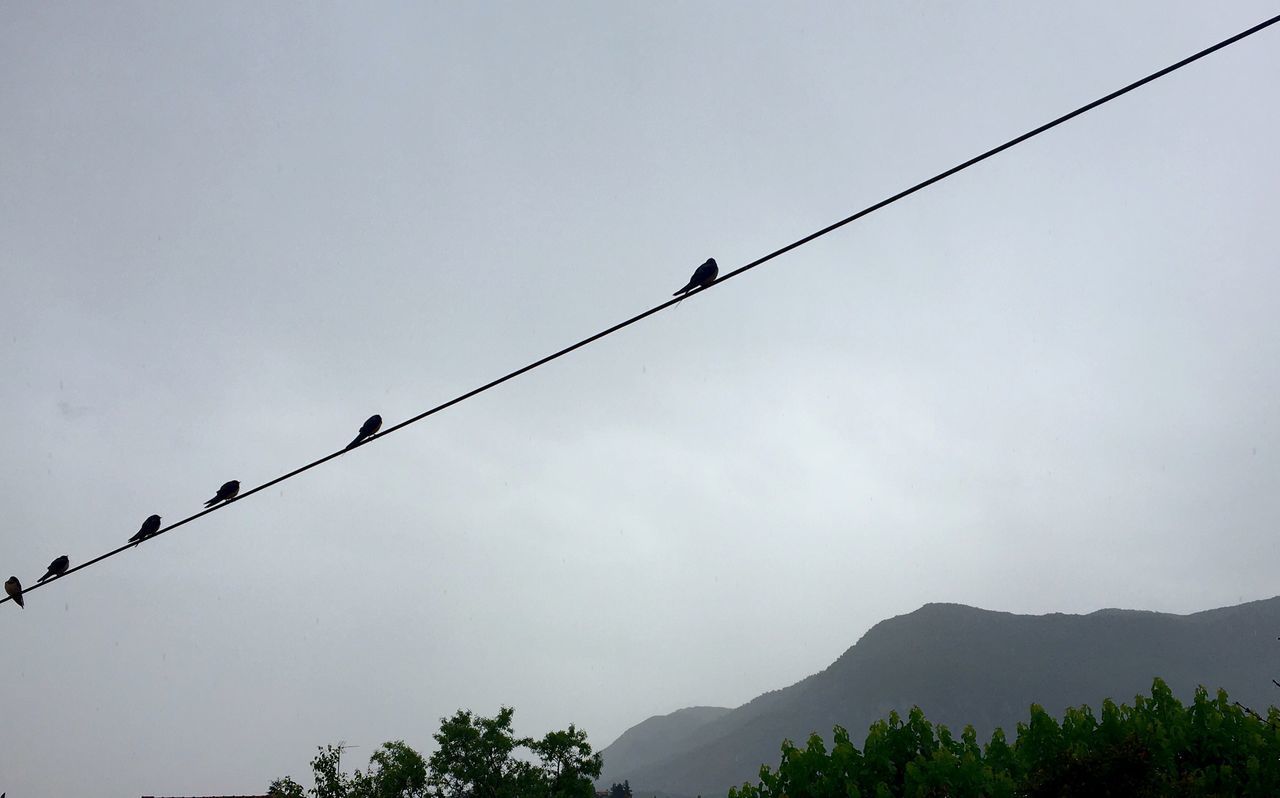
[[204, 480, 240, 508], [129, 514, 162, 547], [346, 414, 383, 450], [673, 258, 719, 297], [5, 576, 24, 608], [38, 555, 69, 583]]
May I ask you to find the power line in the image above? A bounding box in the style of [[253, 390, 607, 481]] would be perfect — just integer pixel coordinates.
[[6, 12, 1278, 606]]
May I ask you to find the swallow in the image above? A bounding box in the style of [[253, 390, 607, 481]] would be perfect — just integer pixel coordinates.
[[673, 258, 719, 297], [129, 514, 163, 547], [205, 480, 240, 508], [346, 414, 383, 450], [5, 576, 23, 608], [38, 555, 69, 583]]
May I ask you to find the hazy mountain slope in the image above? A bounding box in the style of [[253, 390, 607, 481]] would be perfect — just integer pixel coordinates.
[[596, 706, 732, 785], [599, 597, 1280, 797]]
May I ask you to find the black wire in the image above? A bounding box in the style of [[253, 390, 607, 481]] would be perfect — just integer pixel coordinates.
[[6, 12, 1279, 606]]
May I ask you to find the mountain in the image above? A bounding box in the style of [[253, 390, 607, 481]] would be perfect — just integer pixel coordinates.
[[598, 598, 1280, 798], [598, 706, 733, 784]]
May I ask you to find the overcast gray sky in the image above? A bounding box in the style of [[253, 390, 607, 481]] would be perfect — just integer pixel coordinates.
[[2, 2, 1278, 795]]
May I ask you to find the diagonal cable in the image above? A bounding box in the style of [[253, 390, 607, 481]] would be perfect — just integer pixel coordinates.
[[6, 12, 1278, 605]]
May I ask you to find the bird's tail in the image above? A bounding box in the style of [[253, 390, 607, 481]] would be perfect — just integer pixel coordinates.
[[204, 498, 218, 508], [13, 596, 23, 609], [672, 283, 694, 297], [37, 571, 53, 583], [345, 435, 364, 450]]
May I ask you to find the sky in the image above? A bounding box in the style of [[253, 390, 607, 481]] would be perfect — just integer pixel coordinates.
[[2, 2, 1278, 795]]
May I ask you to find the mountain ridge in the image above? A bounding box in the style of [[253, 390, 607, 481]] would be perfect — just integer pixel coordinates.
[[598, 597, 1280, 797]]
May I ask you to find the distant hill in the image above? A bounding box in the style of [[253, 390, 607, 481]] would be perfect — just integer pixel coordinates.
[[598, 598, 1280, 798], [598, 706, 732, 785]]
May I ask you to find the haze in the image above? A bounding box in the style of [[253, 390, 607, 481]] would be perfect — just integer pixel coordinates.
[[2, 3, 1278, 795]]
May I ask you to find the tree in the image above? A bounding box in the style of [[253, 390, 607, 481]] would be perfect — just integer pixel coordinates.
[[350, 741, 429, 798], [270, 707, 598, 798], [427, 707, 531, 798], [729, 678, 1280, 798], [526, 723, 603, 798], [425, 707, 602, 798], [283, 741, 425, 798], [310, 744, 350, 798], [268, 776, 306, 798]]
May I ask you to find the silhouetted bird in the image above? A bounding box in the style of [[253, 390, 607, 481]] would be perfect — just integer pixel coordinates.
[[129, 514, 162, 547], [38, 555, 69, 583], [205, 480, 240, 508], [673, 258, 719, 296], [5, 576, 23, 608], [346, 414, 383, 450]]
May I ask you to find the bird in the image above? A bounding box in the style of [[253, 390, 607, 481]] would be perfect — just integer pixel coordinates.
[[5, 576, 24, 608], [38, 555, 69, 583], [673, 258, 719, 297], [346, 414, 383, 450], [205, 480, 241, 508], [129, 514, 162, 547]]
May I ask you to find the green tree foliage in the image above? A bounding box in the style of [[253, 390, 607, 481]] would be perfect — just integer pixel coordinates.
[[294, 738, 456, 798], [427, 707, 602, 798], [426, 707, 532, 798], [271, 707, 600, 798], [268, 776, 307, 798], [526, 723, 603, 798], [350, 741, 429, 798], [310, 744, 350, 798], [729, 679, 1280, 798]]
